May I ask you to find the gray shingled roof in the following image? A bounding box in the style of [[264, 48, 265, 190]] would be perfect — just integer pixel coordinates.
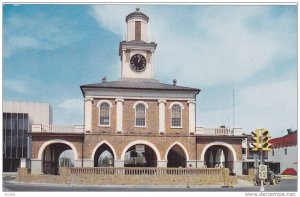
[[80, 81, 200, 92]]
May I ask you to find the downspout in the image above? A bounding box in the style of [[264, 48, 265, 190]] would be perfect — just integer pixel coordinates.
[[195, 89, 200, 168], [81, 134, 84, 167]]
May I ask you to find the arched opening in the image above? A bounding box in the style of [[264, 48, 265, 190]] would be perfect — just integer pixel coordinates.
[[42, 143, 74, 175], [204, 145, 234, 170], [59, 150, 74, 167], [124, 144, 157, 167], [93, 144, 115, 167], [167, 144, 187, 168]]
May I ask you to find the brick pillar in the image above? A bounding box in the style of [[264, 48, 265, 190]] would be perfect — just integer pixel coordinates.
[[84, 98, 93, 132], [187, 100, 196, 135], [115, 98, 124, 133], [158, 99, 166, 134]]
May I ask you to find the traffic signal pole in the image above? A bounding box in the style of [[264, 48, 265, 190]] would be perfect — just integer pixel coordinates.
[[251, 128, 271, 192], [260, 150, 265, 192]]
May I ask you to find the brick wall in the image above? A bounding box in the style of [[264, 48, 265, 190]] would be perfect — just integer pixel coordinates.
[[83, 134, 196, 161], [196, 138, 243, 160], [90, 98, 189, 135], [17, 167, 234, 186], [31, 135, 83, 159], [91, 98, 116, 133]]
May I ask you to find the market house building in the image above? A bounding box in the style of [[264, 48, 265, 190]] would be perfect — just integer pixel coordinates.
[[28, 9, 245, 176]]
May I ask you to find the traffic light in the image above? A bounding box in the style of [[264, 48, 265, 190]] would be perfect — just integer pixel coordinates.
[[251, 129, 261, 151], [261, 129, 271, 151]]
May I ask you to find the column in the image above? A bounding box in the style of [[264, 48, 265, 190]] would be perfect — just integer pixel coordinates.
[[157, 160, 167, 167], [114, 160, 124, 167], [234, 161, 243, 175], [115, 98, 124, 133], [187, 100, 196, 135], [31, 159, 42, 174], [84, 98, 93, 132], [158, 99, 166, 134]]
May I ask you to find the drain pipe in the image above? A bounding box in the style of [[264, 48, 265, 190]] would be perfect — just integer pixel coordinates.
[[81, 133, 84, 167]]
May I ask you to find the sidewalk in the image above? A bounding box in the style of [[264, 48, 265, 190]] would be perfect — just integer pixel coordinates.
[[279, 175, 297, 180]]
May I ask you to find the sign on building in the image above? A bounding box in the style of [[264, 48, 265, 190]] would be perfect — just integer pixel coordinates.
[[136, 145, 145, 152]]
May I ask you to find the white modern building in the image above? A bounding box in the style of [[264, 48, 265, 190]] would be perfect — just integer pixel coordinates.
[[3, 101, 52, 172]]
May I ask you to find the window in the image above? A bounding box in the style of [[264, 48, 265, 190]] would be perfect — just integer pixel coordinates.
[[136, 104, 146, 127], [99, 103, 110, 126], [284, 148, 287, 155], [272, 149, 274, 156], [171, 104, 182, 127]]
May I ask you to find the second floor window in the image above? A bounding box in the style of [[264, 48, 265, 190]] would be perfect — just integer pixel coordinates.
[[171, 104, 181, 127], [99, 103, 110, 126], [136, 104, 146, 127]]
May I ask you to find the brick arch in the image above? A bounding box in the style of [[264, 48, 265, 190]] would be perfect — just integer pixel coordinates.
[[165, 141, 190, 161], [37, 139, 79, 160], [90, 140, 117, 160], [120, 140, 161, 161], [200, 141, 237, 161]]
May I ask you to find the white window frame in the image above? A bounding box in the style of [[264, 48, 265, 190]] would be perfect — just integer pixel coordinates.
[[169, 102, 184, 129], [133, 101, 148, 128], [97, 100, 113, 127]]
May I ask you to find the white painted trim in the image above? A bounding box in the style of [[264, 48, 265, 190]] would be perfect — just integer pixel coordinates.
[[133, 101, 148, 127], [169, 102, 183, 128], [96, 100, 113, 108], [200, 141, 237, 161], [86, 96, 194, 101], [165, 141, 190, 161], [97, 100, 112, 127], [121, 140, 161, 161], [37, 139, 79, 160], [90, 140, 117, 160], [168, 102, 184, 109], [133, 101, 149, 109]]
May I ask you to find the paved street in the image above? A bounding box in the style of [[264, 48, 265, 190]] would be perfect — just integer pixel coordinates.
[[2, 175, 297, 192]]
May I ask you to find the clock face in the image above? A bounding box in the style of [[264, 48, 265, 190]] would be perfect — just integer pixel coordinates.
[[130, 54, 147, 72]]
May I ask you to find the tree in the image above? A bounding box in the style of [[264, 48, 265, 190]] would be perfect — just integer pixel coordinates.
[[59, 157, 74, 167], [99, 155, 113, 167]]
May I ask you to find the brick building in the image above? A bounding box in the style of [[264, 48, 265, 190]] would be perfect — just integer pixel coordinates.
[[29, 9, 244, 176]]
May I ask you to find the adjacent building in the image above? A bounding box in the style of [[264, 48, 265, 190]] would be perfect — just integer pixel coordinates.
[[268, 130, 297, 175], [3, 101, 52, 172]]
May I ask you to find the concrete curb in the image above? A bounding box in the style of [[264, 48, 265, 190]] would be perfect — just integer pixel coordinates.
[[279, 175, 297, 180], [5, 179, 256, 189]]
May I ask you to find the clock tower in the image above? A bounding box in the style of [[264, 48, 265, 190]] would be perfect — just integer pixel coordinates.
[[119, 8, 157, 81]]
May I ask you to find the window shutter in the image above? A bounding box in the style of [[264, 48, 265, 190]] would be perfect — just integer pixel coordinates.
[[135, 21, 141, 40]]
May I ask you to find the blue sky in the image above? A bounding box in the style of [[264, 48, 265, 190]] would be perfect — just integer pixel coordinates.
[[3, 4, 297, 137]]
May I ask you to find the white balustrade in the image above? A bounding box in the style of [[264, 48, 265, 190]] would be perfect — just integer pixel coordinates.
[[196, 127, 241, 136], [32, 124, 84, 133]]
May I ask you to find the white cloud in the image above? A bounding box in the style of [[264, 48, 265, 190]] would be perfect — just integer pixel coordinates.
[[200, 78, 297, 137], [89, 5, 133, 36], [58, 98, 83, 112], [4, 77, 39, 94], [4, 79, 30, 94], [4, 14, 79, 57]]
